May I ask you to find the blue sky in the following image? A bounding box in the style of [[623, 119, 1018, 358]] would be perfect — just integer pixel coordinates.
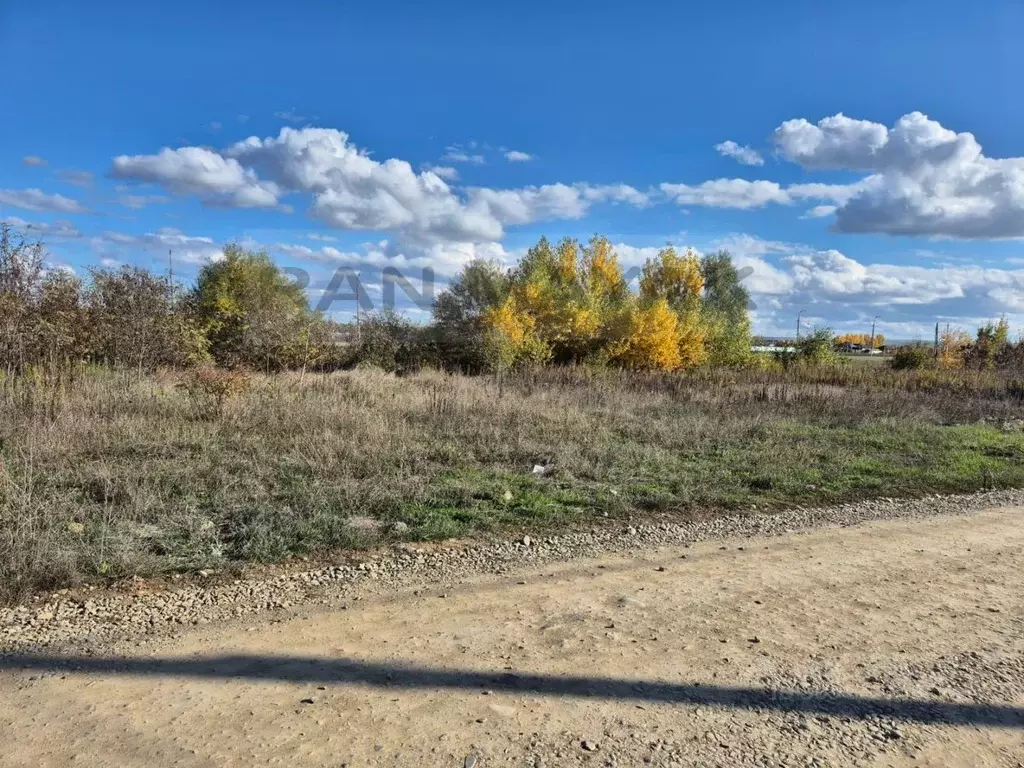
[[3, 0, 1024, 337]]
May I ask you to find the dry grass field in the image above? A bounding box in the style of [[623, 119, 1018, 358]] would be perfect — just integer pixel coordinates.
[[2, 364, 1024, 602]]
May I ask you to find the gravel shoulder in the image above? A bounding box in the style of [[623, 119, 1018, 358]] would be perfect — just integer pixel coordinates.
[[2, 492, 1024, 767]]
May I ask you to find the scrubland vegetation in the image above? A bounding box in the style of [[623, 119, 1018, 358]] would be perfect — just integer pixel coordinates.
[[2, 224, 1023, 602]]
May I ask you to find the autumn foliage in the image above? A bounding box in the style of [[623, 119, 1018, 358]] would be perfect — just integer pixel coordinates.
[[834, 332, 885, 349], [446, 235, 751, 371], [889, 319, 1017, 372]]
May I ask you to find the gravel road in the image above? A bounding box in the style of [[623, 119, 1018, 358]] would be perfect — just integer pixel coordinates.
[[2, 492, 1023, 766]]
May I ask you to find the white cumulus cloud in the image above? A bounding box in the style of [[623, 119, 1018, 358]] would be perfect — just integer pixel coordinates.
[[661, 179, 790, 209], [441, 145, 485, 165], [111, 146, 283, 209], [112, 127, 646, 253], [91, 227, 224, 266], [0, 188, 88, 214], [773, 111, 1024, 239], [708, 233, 1024, 334], [1, 216, 82, 239], [421, 164, 460, 181], [117, 194, 170, 210], [662, 112, 1024, 241], [715, 141, 764, 166], [579, 183, 649, 207], [772, 113, 890, 170], [801, 205, 839, 219]]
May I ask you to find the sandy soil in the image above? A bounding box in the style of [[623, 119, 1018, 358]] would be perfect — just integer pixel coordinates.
[[1, 507, 1022, 767]]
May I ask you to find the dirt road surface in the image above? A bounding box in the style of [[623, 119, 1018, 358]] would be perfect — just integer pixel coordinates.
[[2, 506, 1023, 767]]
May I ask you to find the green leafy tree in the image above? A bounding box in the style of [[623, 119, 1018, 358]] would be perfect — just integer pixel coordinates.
[[796, 326, 838, 365], [432, 259, 511, 372], [509, 236, 557, 287], [700, 250, 753, 366], [700, 251, 751, 323], [191, 244, 314, 370], [969, 318, 1010, 369], [432, 259, 509, 328]]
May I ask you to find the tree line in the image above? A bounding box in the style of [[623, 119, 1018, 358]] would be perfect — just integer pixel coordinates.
[[0, 226, 757, 376], [3, 222, 1019, 377], [834, 332, 885, 349], [0, 225, 335, 377]]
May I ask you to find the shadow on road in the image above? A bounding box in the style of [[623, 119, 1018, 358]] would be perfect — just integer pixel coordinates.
[[3, 652, 1023, 728]]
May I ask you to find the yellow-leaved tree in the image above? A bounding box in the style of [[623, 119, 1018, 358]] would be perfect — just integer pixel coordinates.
[[507, 237, 581, 362], [835, 332, 885, 349], [608, 298, 683, 371], [501, 235, 631, 364], [637, 246, 708, 368], [581, 235, 628, 304], [454, 235, 753, 372], [937, 329, 971, 369], [639, 246, 704, 309], [481, 293, 551, 368]]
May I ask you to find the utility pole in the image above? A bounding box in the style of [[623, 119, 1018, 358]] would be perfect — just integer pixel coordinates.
[[796, 309, 806, 340], [355, 280, 361, 344], [869, 315, 879, 350], [167, 248, 174, 307]]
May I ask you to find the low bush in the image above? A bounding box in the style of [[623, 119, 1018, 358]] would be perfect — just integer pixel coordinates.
[[890, 344, 935, 370], [349, 310, 437, 373]]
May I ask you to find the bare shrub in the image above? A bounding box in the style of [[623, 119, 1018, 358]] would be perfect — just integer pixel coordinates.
[[88, 265, 206, 372], [180, 367, 252, 419]]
